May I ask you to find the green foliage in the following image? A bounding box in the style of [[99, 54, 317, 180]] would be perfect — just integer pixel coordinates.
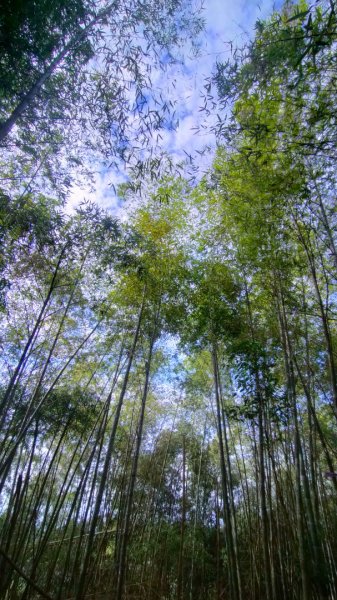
[[0, 0, 203, 199], [2, 2, 337, 600], [0, 191, 63, 309], [0, 0, 90, 102]]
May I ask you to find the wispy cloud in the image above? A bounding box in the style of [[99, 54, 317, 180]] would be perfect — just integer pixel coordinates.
[[66, 167, 128, 215]]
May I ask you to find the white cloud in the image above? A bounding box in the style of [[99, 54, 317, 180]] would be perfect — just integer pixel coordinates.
[[67, 166, 128, 216]]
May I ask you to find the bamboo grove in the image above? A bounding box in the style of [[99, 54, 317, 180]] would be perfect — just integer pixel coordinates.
[[1, 1, 337, 599]]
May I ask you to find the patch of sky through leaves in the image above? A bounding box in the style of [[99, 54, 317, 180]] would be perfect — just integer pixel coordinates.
[[68, 0, 282, 215]]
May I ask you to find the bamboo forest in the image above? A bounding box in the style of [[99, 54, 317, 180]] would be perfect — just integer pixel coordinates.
[[2, 0, 337, 598]]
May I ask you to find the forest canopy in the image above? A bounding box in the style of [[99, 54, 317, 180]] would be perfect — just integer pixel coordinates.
[[1, 1, 337, 599]]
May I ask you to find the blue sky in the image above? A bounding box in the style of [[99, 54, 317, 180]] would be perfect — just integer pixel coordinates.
[[152, 0, 282, 161], [68, 0, 282, 213]]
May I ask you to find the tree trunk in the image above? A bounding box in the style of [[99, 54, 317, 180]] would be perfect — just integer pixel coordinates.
[[75, 289, 146, 600], [0, 3, 117, 142], [115, 321, 157, 600]]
